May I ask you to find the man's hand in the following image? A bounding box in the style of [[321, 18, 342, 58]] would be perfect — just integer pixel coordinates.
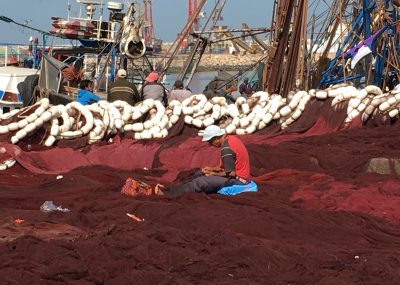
[[202, 166, 221, 175], [202, 166, 213, 174], [208, 171, 226, 177], [204, 170, 226, 177]]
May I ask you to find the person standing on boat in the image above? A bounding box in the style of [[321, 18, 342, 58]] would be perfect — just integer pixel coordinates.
[[76, 80, 101, 106], [168, 80, 192, 103], [108, 69, 140, 105], [239, 78, 253, 97], [141, 71, 168, 105]]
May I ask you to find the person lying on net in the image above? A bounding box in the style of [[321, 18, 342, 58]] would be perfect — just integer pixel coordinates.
[[155, 125, 250, 196]]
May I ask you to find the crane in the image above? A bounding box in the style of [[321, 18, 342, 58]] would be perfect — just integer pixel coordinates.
[[143, 0, 154, 45], [142, 0, 161, 53], [188, 0, 199, 31]]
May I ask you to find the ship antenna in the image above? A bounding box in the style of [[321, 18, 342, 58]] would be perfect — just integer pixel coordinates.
[[99, 0, 104, 18], [67, 0, 71, 20]]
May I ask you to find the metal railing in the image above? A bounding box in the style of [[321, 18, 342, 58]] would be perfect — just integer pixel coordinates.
[[0, 44, 30, 67]]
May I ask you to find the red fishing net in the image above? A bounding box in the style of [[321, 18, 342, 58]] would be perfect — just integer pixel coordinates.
[[1, 99, 400, 283]]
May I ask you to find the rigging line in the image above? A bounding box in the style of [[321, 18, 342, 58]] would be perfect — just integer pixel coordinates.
[[312, 12, 334, 43], [0, 15, 52, 36], [313, 5, 335, 33], [315, 1, 346, 38], [308, 0, 320, 11], [312, 1, 347, 59], [180, 0, 227, 87], [215, 54, 269, 91], [308, 10, 329, 31]]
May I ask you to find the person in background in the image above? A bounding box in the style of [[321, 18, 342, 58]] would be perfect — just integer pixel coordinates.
[[76, 80, 101, 105], [224, 80, 242, 103], [108, 69, 140, 105], [168, 80, 192, 103], [62, 58, 84, 96], [141, 71, 168, 105], [239, 78, 253, 97], [203, 76, 226, 99], [155, 125, 250, 196]]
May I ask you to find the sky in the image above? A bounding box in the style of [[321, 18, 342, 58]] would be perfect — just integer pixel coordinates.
[[0, 0, 271, 45]]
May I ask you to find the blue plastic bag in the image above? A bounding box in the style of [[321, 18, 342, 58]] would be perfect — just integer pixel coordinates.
[[218, 181, 258, 196]]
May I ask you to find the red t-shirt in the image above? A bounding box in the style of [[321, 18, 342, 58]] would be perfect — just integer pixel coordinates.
[[219, 135, 250, 180]]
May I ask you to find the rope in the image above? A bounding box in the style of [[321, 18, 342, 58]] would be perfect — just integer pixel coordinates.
[[62, 65, 84, 82]]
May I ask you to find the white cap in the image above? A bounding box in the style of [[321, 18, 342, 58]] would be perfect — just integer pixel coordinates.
[[202, 125, 225, 141], [117, 69, 127, 78]]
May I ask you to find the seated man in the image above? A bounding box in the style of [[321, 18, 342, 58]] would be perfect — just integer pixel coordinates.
[[141, 71, 168, 105], [158, 125, 250, 195], [203, 76, 227, 99], [239, 77, 253, 97], [168, 80, 192, 103], [108, 69, 140, 105], [224, 80, 243, 104], [76, 80, 101, 105]]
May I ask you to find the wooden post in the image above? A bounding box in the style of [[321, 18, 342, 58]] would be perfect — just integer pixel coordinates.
[[5, 45, 8, 67]]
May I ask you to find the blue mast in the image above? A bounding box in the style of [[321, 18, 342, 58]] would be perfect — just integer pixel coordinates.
[[362, 0, 371, 38], [318, 1, 390, 88]]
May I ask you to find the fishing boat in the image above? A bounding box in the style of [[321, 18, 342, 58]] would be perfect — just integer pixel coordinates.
[[0, 66, 38, 115], [0, 0, 152, 110]]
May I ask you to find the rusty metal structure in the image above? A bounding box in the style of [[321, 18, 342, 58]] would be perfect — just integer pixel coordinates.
[[159, 0, 207, 79], [314, 0, 400, 90], [262, 0, 400, 93], [143, 0, 154, 45], [188, 0, 200, 32], [174, 0, 272, 88], [175, 0, 227, 87], [263, 0, 308, 96]]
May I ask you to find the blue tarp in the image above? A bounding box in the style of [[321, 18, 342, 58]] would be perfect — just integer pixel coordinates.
[[218, 181, 258, 196]]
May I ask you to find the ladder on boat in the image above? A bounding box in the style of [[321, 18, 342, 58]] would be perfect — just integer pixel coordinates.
[[175, 36, 208, 88]]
